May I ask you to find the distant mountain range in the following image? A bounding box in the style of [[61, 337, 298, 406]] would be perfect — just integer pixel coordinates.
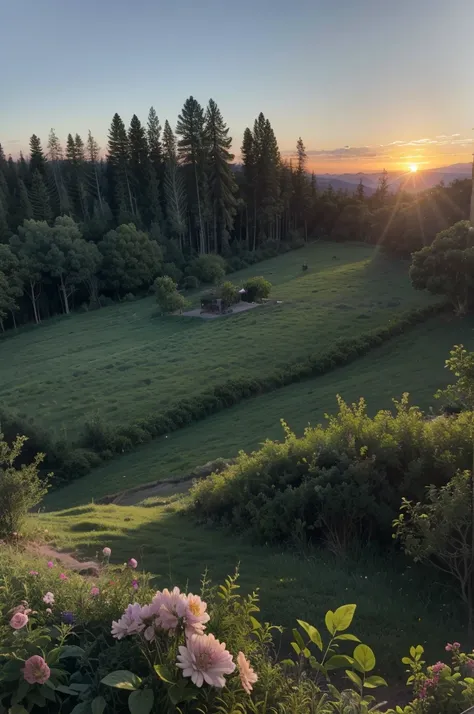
[[314, 162, 472, 195]]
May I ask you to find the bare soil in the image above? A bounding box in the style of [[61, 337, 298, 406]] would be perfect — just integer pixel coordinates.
[[26, 542, 100, 577]]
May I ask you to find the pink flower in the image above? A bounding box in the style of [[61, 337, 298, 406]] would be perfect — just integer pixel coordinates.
[[29, 570, 38, 576], [454, 642, 461, 649], [47, 561, 54, 568], [111, 604, 144, 639], [431, 662, 446, 674], [237, 651, 258, 694], [43, 592, 54, 605], [10, 612, 29, 630], [159, 587, 186, 631], [128, 558, 138, 569], [59, 573, 68, 581], [132, 580, 139, 590], [22, 655, 51, 685], [178, 593, 210, 636], [103, 547, 112, 557], [177, 633, 235, 688], [446, 642, 461, 652], [90, 587, 100, 597]]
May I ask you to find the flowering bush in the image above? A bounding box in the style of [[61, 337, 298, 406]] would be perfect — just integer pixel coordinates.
[[388, 643, 474, 714]]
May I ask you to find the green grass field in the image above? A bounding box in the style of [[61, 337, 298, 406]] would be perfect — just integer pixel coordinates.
[[35, 502, 462, 675], [1, 242, 436, 442], [44, 313, 474, 510]]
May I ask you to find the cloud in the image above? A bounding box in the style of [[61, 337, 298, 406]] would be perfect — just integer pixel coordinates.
[[5, 139, 20, 145]]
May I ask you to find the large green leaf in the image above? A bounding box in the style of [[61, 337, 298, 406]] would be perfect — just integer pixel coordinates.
[[325, 655, 355, 671], [153, 665, 174, 684], [101, 670, 141, 690], [297, 620, 323, 650], [364, 675, 388, 689], [325, 610, 336, 636], [70, 704, 91, 714], [9, 706, 29, 714], [332, 605, 357, 632], [91, 696, 107, 714], [128, 689, 154, 714], [334, 633, 361, 642], [59, 646, 86, 660], [345, 669, 363, 690], [353, 644, 376, 673]]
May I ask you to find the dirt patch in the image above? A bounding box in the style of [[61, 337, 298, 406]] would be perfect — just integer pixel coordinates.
[[26, 543, 100, 577], [97, 458, 234, 506]]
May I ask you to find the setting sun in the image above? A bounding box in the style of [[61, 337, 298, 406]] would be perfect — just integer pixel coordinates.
[[409, 164, 418, 173]]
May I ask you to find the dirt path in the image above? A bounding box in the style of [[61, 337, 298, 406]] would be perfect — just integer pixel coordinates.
[[26, 543, 100, 576]]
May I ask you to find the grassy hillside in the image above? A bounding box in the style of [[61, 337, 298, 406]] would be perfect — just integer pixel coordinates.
[[35, 502, 462, 674], [1, 242, 436, 441], [44, 314, 473, 509]]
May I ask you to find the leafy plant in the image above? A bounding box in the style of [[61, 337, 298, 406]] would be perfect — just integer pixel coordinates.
[[153, 276, 186, 314], [242, 276, 272, 302]]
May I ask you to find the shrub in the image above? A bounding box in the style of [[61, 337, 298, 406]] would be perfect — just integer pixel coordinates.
[[98, 295, 115, 307], [242, 276, 272, 302], [0, 435, 48, 538], [123, 292, 136, 302], [190, 393, 474, 549], [163, 262, 183, 285], [220, 281, 240, 306], [182, 275, 200, 290], [154, 276, 186, 314], [187, 254, 227, 284]]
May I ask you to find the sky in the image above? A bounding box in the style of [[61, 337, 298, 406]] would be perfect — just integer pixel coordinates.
[[1, 0, 474, 174]]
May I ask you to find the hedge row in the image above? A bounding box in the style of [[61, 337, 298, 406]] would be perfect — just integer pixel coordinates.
[[2, 301, 445, 488]]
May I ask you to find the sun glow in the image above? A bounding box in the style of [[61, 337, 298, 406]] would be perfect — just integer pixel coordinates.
[[409, 164, 418, 173]]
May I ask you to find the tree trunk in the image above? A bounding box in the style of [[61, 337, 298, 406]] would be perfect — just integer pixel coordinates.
[[253, 195, 257, 251], [194, 163, 205, 254], [94, 168, 104, 214], [10, 310, 16, 329], [29, 281, 40, 324], [59, 275, 70, 314]]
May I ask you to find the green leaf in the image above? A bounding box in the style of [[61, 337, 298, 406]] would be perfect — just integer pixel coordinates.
[[46, 647, 62, 666], [303, 648, 311, 658], [11, 679, 29, 705], [332, 605, 357, 632], [55, 685, 79, 696], [280, 659, 296, 667], [41, 685, 56, 703], [168, 681, 197, 706], [70, 704, 91, 714], [250, 616, 261, 630], [129, 689, 154, 714], [401, 657, 413, 665], [345, 669, 363, 690], [91, 697, 107, 714], [325, 610, 336, 636], [325, 655, 355, 671], [290, 642, 301, 656], [309, 658, 328, 676], [69, 683, 91, 693], [8, 707, 29, 714], [292, 628, 306, 650], [297, 620, 323, 650], [353, 644, 376, 673], [153, 665, 174, 684], [334, 633, 361, 642], [101, 670, 141, 691], [59, 646, 86, 659], [364, 675, 388, 689]]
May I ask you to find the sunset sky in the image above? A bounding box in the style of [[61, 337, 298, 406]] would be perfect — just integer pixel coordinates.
[[2, 0, 474, 174]]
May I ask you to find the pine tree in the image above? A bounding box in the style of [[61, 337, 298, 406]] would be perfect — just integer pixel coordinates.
[[29, 170, 52, 222], [147, 107, 163, 176], [86, 130, 104, 214], [18, 152, 29, 182], [204, 99, 237, 252], [74, 134, 85, 161], [293, 137, 310, 239], [162, 121, 187, 248], [241, 128, 257, 249], [107, 113, 133, 216], [29, 135, 46, 175], [176, 96, 207, 253], [66, 133, 77, 163], [128, 114, 149, 216], [373, 169, 389, 208], [163, 120, 177, 162], [0, 191, 8, 242], [18, 179, 33, 221], [355, 179, 365, 201], [253, 113, 280, 242], [47, 128, 70, 215]]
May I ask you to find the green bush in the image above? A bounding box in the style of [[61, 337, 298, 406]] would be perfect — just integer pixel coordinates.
[[0, 435, 48, 538], [187, 254, 227, 284], [190, 393, 474, 549], [182, 275, 200, 290], [242, 276, 272, 302], [154, 276, 186, 314], [220, 281, 240, 306]]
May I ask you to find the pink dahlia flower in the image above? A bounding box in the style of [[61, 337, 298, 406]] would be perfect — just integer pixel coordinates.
[[111, 603, 144, 639], [43, 592, 55, 605], [103, 547, 112, 557], [47, 561, 54, 568], [237, 651, 258, 694], [22, 655, 51, 685], [59, 573, 68, 581], [159, 587, 187, 631], [177, 633, 235, 688], [90, 587, 100, 597], [128, 558, 138, 569], [178, 593, 210, 636], [10, 612, 29, 630]]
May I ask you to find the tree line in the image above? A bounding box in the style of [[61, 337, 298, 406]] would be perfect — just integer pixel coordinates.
[[0, 94, 471, 329]]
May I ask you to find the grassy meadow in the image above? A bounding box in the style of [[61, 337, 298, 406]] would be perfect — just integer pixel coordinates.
[[1, 242, 437, 443], [44, 313, 474, 509], [34, 501, 462, 675]]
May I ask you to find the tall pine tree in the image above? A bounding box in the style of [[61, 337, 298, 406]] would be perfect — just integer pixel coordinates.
[[29, 135, 46, 176], [107, 113, 133, 218], [163, 121, 187, 248]]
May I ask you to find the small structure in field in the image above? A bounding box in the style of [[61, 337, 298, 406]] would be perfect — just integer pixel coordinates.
[[200, 294, 228, 315]]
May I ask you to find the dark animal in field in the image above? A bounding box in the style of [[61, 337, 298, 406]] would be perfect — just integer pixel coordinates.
[[302, 263, 308, 271], [332, 256, 339, 260]]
